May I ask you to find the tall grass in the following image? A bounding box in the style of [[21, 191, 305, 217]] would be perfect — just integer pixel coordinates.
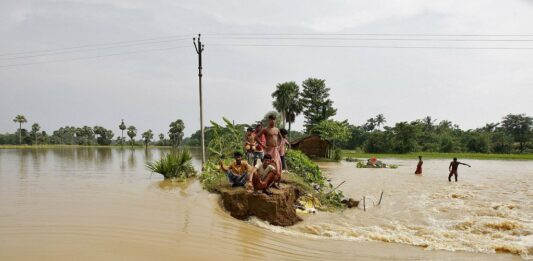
[[146, 149, 196, 179]]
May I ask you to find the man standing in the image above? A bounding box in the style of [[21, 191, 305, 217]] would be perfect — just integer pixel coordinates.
[[448, 157, 471, 182], [253, 123, 265, 166], [415, 155, 423, 174], [220, 151, 252, 187], [256, 114, 282, 187]]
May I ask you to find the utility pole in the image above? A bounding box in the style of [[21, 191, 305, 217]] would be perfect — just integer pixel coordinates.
[[193, 34, 206, 167]]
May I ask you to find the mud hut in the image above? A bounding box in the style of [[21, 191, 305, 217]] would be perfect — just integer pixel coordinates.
[[290, 135, 330, 158]]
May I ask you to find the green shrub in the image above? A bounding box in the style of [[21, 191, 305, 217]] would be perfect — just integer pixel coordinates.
[[198, 160, 230, 192], [285, 150, 326, 186], [333, 148, 343, 161], [146, 149, 196, 180]]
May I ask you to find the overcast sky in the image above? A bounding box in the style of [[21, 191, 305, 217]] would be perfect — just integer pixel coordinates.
[[1, 0, 532, 137]]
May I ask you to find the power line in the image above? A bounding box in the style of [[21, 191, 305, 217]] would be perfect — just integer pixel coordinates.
[[204, 36, 533, 42], [0, 37, 192, 61], [0, 46, 190, 69], [0, 34, 195, 57], [206, 32, 533, 37], [209, 43, 533, 50]]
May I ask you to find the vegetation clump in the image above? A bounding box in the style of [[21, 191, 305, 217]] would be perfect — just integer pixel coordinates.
[[146, 149, 196, 180]]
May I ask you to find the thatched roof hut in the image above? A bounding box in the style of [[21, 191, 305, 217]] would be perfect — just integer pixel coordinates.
[[290, 135, 330, 158]]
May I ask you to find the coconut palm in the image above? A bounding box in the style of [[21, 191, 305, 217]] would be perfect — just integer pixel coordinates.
[[422, 116, 436, 131], [272, 81, 302, 140], [12, 115, 27, 144], [375, 114, 386, 130], [272, 81, 300, 129], [119, 119, 126, 145]]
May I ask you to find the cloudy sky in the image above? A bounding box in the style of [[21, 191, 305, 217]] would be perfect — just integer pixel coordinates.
[[1, 0, 532, 137]]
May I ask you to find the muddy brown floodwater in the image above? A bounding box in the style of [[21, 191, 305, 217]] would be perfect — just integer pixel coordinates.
[[0, 148, 531, 260]]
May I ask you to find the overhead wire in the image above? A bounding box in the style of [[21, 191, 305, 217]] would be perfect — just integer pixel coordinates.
[[0, 45, 190, 69]]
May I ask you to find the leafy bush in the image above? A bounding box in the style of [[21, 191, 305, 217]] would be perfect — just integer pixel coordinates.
[[333, 148, 343, 161], [285, 150, 326, 186], [199, 160, 230, 192], [146, 149, 196, 180], [286, 150, 345, 210], [208, 118, 246, 160]]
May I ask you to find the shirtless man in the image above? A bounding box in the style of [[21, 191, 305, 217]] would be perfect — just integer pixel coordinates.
[[256, 114, 282, 187], [253, 123, 265, 166], [448, 157, 471, 182], [244, 127, 256, 164]]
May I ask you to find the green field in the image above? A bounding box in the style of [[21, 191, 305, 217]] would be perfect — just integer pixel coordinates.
[[343, 150, 533, 160]]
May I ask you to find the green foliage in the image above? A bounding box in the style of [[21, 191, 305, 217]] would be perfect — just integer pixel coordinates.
[[94, 126, 114, 145], [333, 148, 343, 161], [300, 78, 337, 133], [127, 126, 137, 145], [145, 149, 196, 179], [501, 114, 532, 152], [272, 81, 302, 132], [142, 129, 154, 148], [285, 150, 326, 186], [198, 160, 230, 192], [208, 117, 245, 160], [168, 119, 185, 147]]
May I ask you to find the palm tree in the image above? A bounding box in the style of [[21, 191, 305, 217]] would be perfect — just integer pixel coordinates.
[[12, 115, 27, 144], [142, 129, 154, 150], [375, 114, 386, 130], [127, 126, 137, 147], [119, 119, 126, 145], [422, 116, 436, 131], [272, 81, 300, 129], [272, 81, 302, 140]]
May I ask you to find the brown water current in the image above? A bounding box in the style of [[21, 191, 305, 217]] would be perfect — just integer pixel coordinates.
[[0, 148, 531, 260]]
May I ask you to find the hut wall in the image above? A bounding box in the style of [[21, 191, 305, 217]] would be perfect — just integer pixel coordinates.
[[295, 136, 329, 158]]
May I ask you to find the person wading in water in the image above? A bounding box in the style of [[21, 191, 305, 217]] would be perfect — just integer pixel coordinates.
[[415, 155, 423, 174], [448, 157, 471, 182]]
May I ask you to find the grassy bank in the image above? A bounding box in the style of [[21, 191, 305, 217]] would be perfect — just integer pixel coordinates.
[[343, 150, 533, 160]]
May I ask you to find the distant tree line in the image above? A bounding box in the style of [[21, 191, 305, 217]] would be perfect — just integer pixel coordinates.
[[1, 116, 186, 149]]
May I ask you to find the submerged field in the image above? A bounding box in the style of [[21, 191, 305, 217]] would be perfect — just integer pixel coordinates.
[[0, 147, 531, 260]]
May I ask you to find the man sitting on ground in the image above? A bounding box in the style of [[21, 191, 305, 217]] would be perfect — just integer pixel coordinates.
[[251, 154, 277, 195], [220, 151, 252, 187]]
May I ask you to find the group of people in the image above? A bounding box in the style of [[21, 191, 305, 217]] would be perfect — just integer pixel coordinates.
[[220, 114, 290, 195], [414, 156, 471, 182]]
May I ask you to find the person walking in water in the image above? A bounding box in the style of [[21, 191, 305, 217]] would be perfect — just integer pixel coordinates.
[[448, 157, 471, 182], [415, 155, 423, 174]]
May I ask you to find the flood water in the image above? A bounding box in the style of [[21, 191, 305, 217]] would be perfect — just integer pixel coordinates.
[[0, 148, 531, 260]]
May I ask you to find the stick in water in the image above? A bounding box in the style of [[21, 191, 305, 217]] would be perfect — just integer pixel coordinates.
[[363, 196, 366, 212], [378, 191, 384, 206]]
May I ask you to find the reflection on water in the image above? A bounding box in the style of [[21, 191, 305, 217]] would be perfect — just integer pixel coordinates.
[[0, 148, 529, 260]]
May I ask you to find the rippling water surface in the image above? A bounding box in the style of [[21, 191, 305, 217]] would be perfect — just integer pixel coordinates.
[[0, 148, 530, 260]]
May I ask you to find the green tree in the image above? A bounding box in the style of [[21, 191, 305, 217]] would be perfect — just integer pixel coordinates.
[[168, 119, 185, 147], [272, 81, 302, 131], [501, 113, 532, 152], [158, 133, 165, 146], [75, 126, 95, 145], [391, 122, 420, 153], [12, 115, 27, 145], [94, 126, 114, 145], [142, 130, 154, 149], [30, 123, 41, 145], [127, 126, 137, 146], [119, 119, 127, 145], [300, 78, 337, 133], [363, 118, 376, 132], [311, 120, 350, 158], [375, 114, 386, 130]]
